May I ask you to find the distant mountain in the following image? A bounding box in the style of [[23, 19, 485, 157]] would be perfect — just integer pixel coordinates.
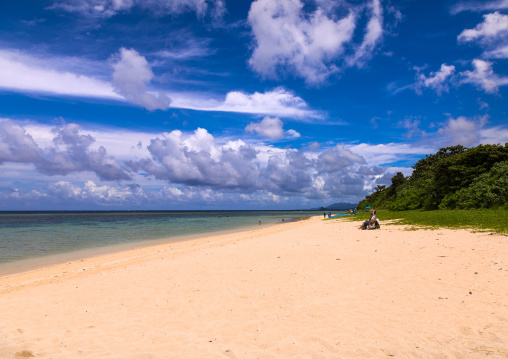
[[310, 202, 357, 211]]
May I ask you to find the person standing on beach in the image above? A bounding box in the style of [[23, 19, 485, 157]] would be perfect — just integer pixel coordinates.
[[259, 218, 261, 225]]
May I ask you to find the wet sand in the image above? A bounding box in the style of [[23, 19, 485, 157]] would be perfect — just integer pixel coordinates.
[[1, 216, 507, 358]]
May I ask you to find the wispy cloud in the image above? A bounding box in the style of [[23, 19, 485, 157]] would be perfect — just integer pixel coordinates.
[[0, 48, 322, 119], [458, 11, 508, 44], [49, 0, 226, 19], [460, 59, 508, 93], [412, 64, 456, 95], [451, 0, 508, 14], [0, 49, 120, 99]]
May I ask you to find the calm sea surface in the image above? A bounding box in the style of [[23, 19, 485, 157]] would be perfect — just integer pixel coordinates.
[[0, 210, 320, 274]]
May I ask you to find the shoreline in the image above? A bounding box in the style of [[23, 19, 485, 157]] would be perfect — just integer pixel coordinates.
[[0, 214, 306, 277], [1, 217, 507, 358]]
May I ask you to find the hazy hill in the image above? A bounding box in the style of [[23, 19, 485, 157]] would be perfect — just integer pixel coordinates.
[[311, 202, 357, 211]]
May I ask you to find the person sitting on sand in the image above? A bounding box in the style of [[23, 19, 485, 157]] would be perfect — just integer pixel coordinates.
[[359, 210, 376, 230]]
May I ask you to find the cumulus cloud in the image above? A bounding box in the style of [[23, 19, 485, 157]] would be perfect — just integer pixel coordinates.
[[196, 87, 323, 120], [460, 59, 508, 93], [123, 127, 382, 199], [0, 120, 42, 164], [45, 180, 145, 205], [112, 48, 171, 111], [0, 120, 131, 180], [247, 0, 384, 85], [437, 116, 488, 147], [405, 7, 508, 97], [50, 0, 225, 19], [245, 116, 301, 139], [10, 119, 503, 208], [127, 128, 261, 189], [316, 145, 365, 173], [413, 64, 456, 95]]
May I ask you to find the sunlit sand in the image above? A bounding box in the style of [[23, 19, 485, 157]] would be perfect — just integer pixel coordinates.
[[1, 216, 507, 358]]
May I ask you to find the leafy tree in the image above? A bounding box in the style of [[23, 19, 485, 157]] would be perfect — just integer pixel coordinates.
[[444, 161, 508, 209], [358, 143, 508, 211], [387, 172, 406, 197]]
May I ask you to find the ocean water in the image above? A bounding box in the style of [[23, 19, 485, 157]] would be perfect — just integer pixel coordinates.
[[0, 210, 320, 274]]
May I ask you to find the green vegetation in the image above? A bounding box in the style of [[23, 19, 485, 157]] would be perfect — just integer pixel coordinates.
[[336, 209, 508, 234], [352, 143, 508, 234], [358, 143, 508, 211]]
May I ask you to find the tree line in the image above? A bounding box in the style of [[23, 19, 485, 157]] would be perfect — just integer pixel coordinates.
[[358, 143, 508, 210]]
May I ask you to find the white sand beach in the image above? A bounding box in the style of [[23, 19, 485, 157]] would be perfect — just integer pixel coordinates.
[[1, 216, 507, 358]]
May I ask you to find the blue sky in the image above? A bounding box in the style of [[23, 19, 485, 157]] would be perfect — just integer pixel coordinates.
[[0, 0, 507, 210]]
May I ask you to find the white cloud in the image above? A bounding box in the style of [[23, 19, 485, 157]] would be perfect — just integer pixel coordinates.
[[458, 11, 508, 43], [3, 117, 507, 209], [286, 129, 301, 139], [480, 125, 508, 144], [112, 48, 171, 111], [206, 87, 323, 120], [413, 64, 456, 95], [437, 116, 488, 147], [399, 117, 424, 139], [483, 44, 508, 58], [246, 116, 285, 139], [247, 0, 384, 84], [458, 11, 508, 62], [245, 116, 301, 139], [349, 142, 434, 167], [47, 180, 145, 203], [0, 120, 131, 180], [0, 49, 320, 119], [50, 0, 225, 19], [460, 59, 508, 93], [0, 49, 120, 99], [451, 0, 508, 14], [346, 0, 384, 67]]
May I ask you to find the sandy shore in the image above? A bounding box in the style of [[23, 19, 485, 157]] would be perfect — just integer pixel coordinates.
[[1, 216, 507, 358]]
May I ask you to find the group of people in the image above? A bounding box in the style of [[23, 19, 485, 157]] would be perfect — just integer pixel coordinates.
[[359, 209, 380, 230], [322, 208, 358, 219]]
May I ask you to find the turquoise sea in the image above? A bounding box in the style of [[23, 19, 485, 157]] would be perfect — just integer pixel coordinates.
[[0, 210, 320, 275]]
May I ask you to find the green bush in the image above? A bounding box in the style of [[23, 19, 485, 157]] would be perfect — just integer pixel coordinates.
[[360, 144, 508, 211], [454, 161, 508, 209]]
